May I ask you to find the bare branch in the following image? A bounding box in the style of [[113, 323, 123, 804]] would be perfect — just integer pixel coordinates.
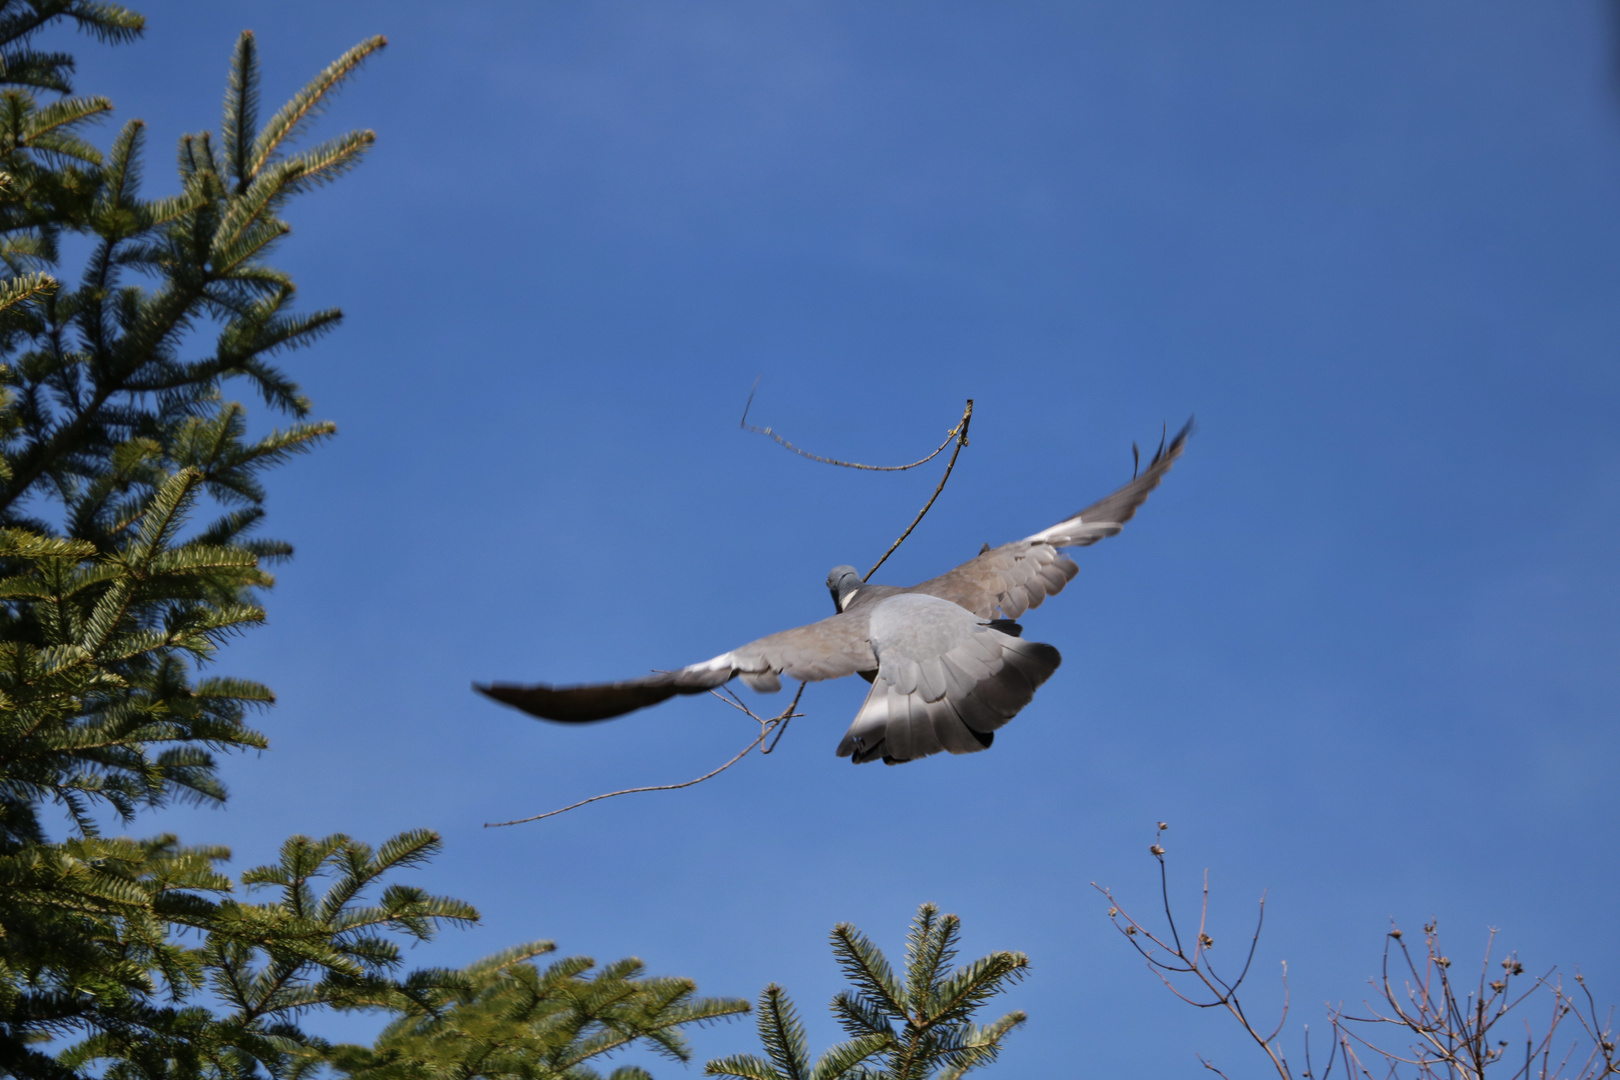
[[483, 683, 808, 827], [1262, 962, 1291, 1046], [1098, 828, 1620, 1080], [864, 399, 974, 581], [1094, 836, 1294, 1080], [741, 380, 967, 472], [489, 395, 980, 827]]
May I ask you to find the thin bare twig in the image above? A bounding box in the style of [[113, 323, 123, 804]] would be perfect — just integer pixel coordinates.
[[483, 683, 807, 827], [740, 379, 966, 472], [761, 710, 794, 754], [1108, 833, 1620, 1080], [865, 399, 973, 581], [1093, 824, 1297, 1080], [494, 393, 977, 826]]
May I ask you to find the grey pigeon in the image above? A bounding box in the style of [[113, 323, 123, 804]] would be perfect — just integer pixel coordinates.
[[477, 421, 1190, 765]]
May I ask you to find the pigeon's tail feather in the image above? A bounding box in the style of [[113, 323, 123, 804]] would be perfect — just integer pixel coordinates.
[[837, 627, 1060, 766]]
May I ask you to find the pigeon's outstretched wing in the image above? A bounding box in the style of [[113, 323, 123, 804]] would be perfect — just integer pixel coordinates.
[[905, 418, 1192, 620], [475, 609, 877, 723], [837, 594, 1061, 765], [480, 420, 1189, 762]]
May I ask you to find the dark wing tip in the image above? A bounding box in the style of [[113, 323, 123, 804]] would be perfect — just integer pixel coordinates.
[[1064, 417, 1194, 534], [474, 679, 681, 723], [1155, 415, 1195, 466]]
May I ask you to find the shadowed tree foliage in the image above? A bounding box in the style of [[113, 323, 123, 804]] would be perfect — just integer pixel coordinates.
[[0, 11, 749, 1078], [0, 7, 447, 1072], [0, 9, 1005, 1079], [319, 942, 748, 1080], [0, 9, 382, 850], [45, 831, 479, 1079], [706, 904, 1027, 1080]]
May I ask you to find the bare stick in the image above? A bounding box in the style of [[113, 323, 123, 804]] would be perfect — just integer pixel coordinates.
[[741, 381, 967, 472], [1094, 826, 1297, 1080], [762, 710, 794, 754], [865, 399, 974, 581], [484, 683, 807, 827], [492, 396, 976, 826]]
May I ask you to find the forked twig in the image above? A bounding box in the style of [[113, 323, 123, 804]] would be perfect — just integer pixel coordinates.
[[740, 378, 967, 472], [496, 393, 977, 825], [739, 383, 975, 579], [1093, 822, 1299, 1079], [484, 683, 807, 827], [1103, 827, 1620, 1080], [864, 400, 973, 581]]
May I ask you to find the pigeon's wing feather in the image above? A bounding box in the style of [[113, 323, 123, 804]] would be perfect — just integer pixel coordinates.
[[837, 594, 1060, 765], [907, 419, 1191, 619], [908, 542, 1078, 620], [481, 422, 1186, 735], [736, 610, 878, 683], [476, 610, 876, 723], [1025, 418, 1193, 547], [475, 668, 725, 723]]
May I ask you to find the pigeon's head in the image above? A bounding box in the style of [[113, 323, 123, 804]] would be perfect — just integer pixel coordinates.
[[826, 565, 863, 611]]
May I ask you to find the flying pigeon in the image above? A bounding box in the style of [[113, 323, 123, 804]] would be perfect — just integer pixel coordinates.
[[477, 421, 1191, 765]]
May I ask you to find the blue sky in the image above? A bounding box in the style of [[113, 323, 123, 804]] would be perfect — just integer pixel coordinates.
[[58, 2, 1620, 1074]]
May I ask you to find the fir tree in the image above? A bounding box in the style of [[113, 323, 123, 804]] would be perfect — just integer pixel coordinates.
[[320, 942, 747, 1080], [0, 10, 748, 1077], [0, 12, 1011, 1079], [0, 11, 379, 847], [706, 904, 1028, 1080]]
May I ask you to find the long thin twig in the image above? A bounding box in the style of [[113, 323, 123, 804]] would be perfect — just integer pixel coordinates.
[[494, 394, 975, 825], [865, 399, 973, 581], [484, 683, 808, 827], [1093, 823, 1296, 1079], [741, 379, 967, 472], [1105, 833, 1620, 1080]]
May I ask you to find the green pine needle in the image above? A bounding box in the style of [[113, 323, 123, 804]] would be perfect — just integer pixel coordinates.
[[710, 905, 1028, 1080]]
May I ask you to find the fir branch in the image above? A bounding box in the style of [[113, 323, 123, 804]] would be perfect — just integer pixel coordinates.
[[247, 35, 385, 181], [19, 93, 111, 155], [710, 905, 1027, 1080], [95, 116, 143, 217], [62, 1, 144, 45], [221, 30, 258, 194], [0, 268, 53, 313], [831, 924, 906, 1020], [0, 48, 77, 93], [904, 904, 956, 1016]]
